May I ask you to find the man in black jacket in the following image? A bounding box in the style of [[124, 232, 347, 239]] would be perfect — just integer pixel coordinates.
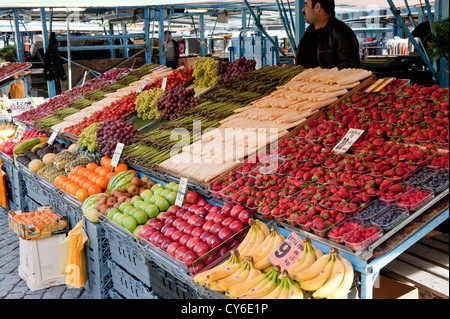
[[164, 31, 180, 69], [295, 0, 361, 69]]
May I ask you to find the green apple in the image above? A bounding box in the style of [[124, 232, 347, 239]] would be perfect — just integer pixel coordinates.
[[134, 210, 149, 225], [112, 212, 123, 223], [151, 183, 164, 192], [107, 208, 120, 220], [141, 176, 150, 183], [119, 202, 132, 213], [144, 204, 159, 219], [140, 189, 154, 201], [165, 191, 177, 205], [123, 205, 135, 215], [150, 194, 163, 204], [116, 214, 127, 226], [153, 188, 163, 196], [165, 182, 177, 191], [133, 225, 142, 240], [122, 216, 137, 232], [134, 200, 146, 210], [131, 195, 143, 206], [155, 197, 170, 212]]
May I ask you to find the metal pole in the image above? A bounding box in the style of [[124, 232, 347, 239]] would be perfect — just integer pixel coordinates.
[[294, 0, 305, 49], [158, 8, 165, 66], [200, 13, 206, 57], [144, 7, 151, 64], [403, 0, 417, 28], [40, 8, 56, 98], [13, 10, 24, 62], [66, 8, 72, 90]]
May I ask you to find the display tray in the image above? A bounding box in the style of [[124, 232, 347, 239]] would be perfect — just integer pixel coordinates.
[[280, 187, 449, 260], [0, 62, 32, 83]]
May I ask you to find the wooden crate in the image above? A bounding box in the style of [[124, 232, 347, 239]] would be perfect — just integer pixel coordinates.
[[382, 232, 449, 299]]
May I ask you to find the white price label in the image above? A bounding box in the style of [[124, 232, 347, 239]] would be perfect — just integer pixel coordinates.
[[136, 78, 149, 93], [110, 142, 125, 168], [12, 125, 25, 143], [175, 177, 188, 207], [161, 77, 168, 91], [48, 128, 60, 145], [332, 129, 365, 154]]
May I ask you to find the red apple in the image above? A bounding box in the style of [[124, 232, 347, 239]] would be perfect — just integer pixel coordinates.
[[167, 242, 181, 256], [182, 250, 198, 267], [137, 225, 156, 241], [160, 238, 173, 251], [203, 253, 217, 265], [203, 203, 213, 211], [218, 227, 234, 242], [194, 207, 207, 218], [205, 212, 218, 222], [186, 191, 200, 204], [186, 237, 201, 250], [179, 234, 191, 246], [221, 203, 234, 216], [160, 224, 170, 235], [193, 241, 209, 257], [164, 227, 177, 238], [176, 209, 186, 219], [229, 220, 245, 233], [188, 204, 199, 213], [181, 211, 193, 221], [193, 216, 205, 228], [158, 211, 172, 224], [183, 224, 195, 236], [149, 231, 162, 245], [164, 215, 176, 226], [210, 223, 223, 236], [155, 234, 167, 248], [189, 261, 205, 274], [169, 205, 181, 214], [172, 217, 183, 229], [206, 234, 221, 249], [213, 214, 226, 225], [199, 231, 211, 242], [182, 203, 191, 210], [209, 205, 221, 214], [197, 198, 208, 207], [176, 221, 189, 232], [175, 246, 189, 261], [191, 227, 203, 238], [230, 204, 245, 218], [202, 220, 215, 232], [171, 230, 184, 242], [237, 209, 252, 225], [221, 216, 236, 228]]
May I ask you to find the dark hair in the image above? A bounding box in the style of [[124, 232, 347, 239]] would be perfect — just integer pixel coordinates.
[[164, 30, 171, 35], [312, 0, 335, 17]]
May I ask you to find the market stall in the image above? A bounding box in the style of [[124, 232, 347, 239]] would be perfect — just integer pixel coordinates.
[[1, 54, 448, 299]]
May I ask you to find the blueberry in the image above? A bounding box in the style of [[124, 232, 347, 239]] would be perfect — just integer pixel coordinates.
[[424, 172, 449, 192], [407, 167, 435, 185], [357, 200, 386, 219]]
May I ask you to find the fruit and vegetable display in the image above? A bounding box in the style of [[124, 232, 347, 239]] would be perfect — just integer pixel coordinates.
[[143, 67, 194, 91], [157, 86, 199, 121], [0, 121, 18, 146], [77, 122, 100, 152], [135, 88, 164, 120], [217, 57, 257, 83], [193, 57, 221, 88]]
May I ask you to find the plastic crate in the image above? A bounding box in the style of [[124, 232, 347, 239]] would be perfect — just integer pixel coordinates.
[[109, 288, 125, 299], [19, 163, 51, 205], [107, 259, 157, 299], [99, 215, 153, 287], [62, 193, 83, 229], [149, 263, 198, 299], [1, 156, 28, 211], [25, 196, 49, 213], [83, 217, 112, 299]]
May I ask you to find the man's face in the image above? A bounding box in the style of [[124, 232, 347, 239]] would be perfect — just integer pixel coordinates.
[[165, 33, 171, 41], [302, 0, 319, 25]]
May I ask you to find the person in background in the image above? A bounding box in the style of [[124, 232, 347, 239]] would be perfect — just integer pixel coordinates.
[[43, 32, 66, 93], [295, 0, 361, 69], [164, 30, 179, 69]]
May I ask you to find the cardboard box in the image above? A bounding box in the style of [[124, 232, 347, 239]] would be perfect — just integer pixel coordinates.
[[178, 56, 201, 69], [8, 206, 68, 240], [359, 275, 419, 299]]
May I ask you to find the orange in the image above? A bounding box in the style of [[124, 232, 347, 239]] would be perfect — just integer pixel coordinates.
[[95, 166, 104, 174], [68, 172, 78, 182], [114, 163, 128, 173], [74, 174, 85, 185], [88, 184, 102, 196], [128, 169, 137, 175], [95, 176, 109, 191], [54, 175, 67, 187], [78, 167, 88, 176], [66, 183, 78, 195], [71, 185, 81, 197], [86, 163, 99, 172], [102, 157, 112, 170], [75, 188, 89, 202], [88, 173, 99, 182], [79, 178, 90, 189], [83, 181, 95, 191], [99, 168, 110, 177], [61, 180, 72, 192], [106, 172, 116, 180], [72, 166, 84, 175], [101, 156, 111, 167], [83, 169, 93, 178]]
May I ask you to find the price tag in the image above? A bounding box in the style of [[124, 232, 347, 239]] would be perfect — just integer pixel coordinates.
[[332, 128, 365, 154], [136, 78, 149, 93], [175, 177, 188, 207], [12, 125, 25, 143], [268, 232, 304, 271], [110, 142, 125, 168], [48, 127, 60, 145], [161, 77, 168, 91]]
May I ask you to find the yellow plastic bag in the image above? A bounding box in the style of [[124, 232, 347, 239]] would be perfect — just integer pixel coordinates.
[[59, 220, 89, 288], [10, 79, 26, 98]]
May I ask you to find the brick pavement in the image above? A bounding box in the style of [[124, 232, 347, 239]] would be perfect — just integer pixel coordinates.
[[0, 209, 90, 299]]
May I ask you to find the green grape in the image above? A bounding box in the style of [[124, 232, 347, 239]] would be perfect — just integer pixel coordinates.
[[78, 122, 100, 152], [135, 88, 165, 120], [193, 57, 220, 88]]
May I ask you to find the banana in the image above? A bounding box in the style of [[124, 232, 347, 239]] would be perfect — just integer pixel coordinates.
[[193, 250, 241, 285], [255, 219, 270, 237], [215, 256, 254, 291], [286, 242, 309, 276], [312, 253, 345, 299], [259, 280, 284, 299], [326, 255, 355, 299], [236, 223, 255, 253], [299, 250, 336, 292], [310, 241, 324, 259], [206, 262, 241, 282], [264, 271, 292, 299], [237, 268, 279, 299], [226, 266, 278, 298], [287, 240, 316, 275], [239, 220, 266, 257], [288, 282, 304, 299], [293, 253, 330, 282], [253, 227, 285, 270], [277, 279, 292, 299]]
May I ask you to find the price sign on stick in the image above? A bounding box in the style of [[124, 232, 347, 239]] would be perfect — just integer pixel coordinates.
[[136, 78, 149, 93], [175, 177, 188, 207], [161, 77, 168, 91], [268, 232, 305, 271], [110, 142, 125, 169], [48, 127, 60, 145], [12, 125, 25, 143], [332, 128, 365, 154]]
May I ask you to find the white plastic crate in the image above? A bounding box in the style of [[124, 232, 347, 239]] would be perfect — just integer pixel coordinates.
[[18, 233, 67, 291]]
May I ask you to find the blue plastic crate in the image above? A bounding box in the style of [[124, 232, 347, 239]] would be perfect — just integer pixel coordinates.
[[18, 163, 50, 204], [99, 215, 153, 287], [148, 264, 197, 299], [107, 259, 157, 299]]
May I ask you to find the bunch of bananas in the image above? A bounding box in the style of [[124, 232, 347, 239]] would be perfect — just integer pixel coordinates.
[[292, 246, 354, 299]]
